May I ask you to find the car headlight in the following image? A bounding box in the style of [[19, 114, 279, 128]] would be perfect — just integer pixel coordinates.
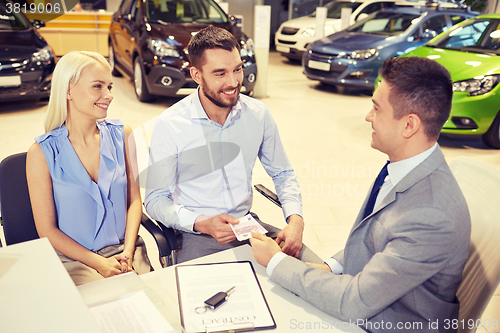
[[453, 75, 500, 96], [31, 46, 52, 63], [302, 28, 315, 37], [148, 38, 180, 57], [342, 48, 378, 60], [240, 38, 254, 58]]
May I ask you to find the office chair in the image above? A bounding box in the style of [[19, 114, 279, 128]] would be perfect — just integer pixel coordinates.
[[450, 156, 500, 333], [133, 119, 178, 266], [0, 152, 176, 268]]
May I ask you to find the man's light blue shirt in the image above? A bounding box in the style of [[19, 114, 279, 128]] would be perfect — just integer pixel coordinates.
[[144, 90, 302, 233]]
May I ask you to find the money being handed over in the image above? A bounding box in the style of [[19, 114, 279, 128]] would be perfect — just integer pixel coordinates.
[[230, 214, 268, 241]]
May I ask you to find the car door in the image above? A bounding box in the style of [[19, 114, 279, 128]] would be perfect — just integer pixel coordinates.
[[112, 0, 140, 74]]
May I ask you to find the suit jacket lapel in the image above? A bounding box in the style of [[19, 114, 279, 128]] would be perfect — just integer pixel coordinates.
[[351, 147, 446, 234]]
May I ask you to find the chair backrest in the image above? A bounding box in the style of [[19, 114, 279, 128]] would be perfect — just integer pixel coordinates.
[[0, 152, 40, 245], [132, 119, 179, 263], [131, 117, 157, 197], [450, 156, 500, 333]]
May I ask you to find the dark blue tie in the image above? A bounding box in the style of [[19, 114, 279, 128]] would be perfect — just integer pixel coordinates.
[[363, 161, 389, 219]]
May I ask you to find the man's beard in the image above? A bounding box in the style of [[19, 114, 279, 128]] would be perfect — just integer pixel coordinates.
[[201, 77, 241, 109]]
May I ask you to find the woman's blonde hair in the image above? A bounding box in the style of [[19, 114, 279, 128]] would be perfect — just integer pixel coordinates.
[[44, 51, 111, 133]]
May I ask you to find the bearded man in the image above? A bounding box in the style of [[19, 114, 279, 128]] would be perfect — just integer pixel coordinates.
[[145, 26, 322, 264]]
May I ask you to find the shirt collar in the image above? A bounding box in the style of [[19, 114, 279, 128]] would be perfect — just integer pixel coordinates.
[[191, 87, 208, 120], [190, 87, 242, 125], [387, 142, 438, 187]]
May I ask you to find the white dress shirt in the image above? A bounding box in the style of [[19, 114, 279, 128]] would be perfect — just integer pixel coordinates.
[[145, 89, 302, 233]]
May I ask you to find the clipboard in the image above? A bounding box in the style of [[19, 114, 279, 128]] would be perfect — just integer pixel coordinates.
[[175, 261, 276, 333]]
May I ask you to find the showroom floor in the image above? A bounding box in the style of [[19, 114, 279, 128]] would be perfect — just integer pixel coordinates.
[[1, 51, 499, 329]]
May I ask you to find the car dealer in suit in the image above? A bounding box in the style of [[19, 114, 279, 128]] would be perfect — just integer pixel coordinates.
[[250, 56, 471, 333]]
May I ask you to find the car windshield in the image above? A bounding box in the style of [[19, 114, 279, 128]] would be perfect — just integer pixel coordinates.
[[311, 1, 362, 19], [0, 3, 30, 31], [347, 11, 419, 36], [146, 0, 228, 24], [427, 18, 500, 55]]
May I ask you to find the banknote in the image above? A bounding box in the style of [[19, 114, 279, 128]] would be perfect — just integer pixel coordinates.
[[231, 214, 268, 241]]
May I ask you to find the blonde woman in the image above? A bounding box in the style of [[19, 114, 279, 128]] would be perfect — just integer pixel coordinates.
[[26, 51, 151, 285]]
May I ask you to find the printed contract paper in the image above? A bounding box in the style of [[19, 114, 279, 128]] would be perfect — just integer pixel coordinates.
[[176, 262, 275, 333], [89, 290, 175, 333]]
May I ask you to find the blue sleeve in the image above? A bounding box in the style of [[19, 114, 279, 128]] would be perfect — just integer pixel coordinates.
[[258, 109, 302, 221], [144, 117, 201, 233]]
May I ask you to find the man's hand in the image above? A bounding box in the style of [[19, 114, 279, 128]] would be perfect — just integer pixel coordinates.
[[194, 214, 239, 244], [276, 214, 304, 258], [249, 231, 282, 267]]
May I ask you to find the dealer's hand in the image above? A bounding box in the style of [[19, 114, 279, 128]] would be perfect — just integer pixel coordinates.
[[275, 214, 304, 258], [249, 231, 282, 267]]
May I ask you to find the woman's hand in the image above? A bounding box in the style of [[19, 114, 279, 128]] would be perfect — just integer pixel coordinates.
[[119, 250, 135, 273], [96, 255, 129, 277]]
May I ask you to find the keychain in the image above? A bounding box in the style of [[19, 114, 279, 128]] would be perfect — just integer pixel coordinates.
[[195, 286, 235, 314]]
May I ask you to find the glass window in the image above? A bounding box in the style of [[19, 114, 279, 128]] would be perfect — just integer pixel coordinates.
[[359, 2, 382, 15], [428, 18, 500, 54], [450, 15, 467, 26], [486, 22, 500, 51], [120, 0, 134, 14], [0, 3, 29, 31], [446, 21, 488, 47], [347, 12, 419, 36], [321, 1, 362, 19], [421, 15, 448, 35], [132, 0, 140, 21], [146, 0, 227, 24]]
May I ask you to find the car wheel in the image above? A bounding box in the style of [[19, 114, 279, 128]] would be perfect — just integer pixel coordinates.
[[133, 57, 154, 102], [108, 43, 122, 77], [482, 111, 500, 149]]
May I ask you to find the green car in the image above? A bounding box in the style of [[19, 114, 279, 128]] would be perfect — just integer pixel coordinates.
[[375, 14, 500, 148]]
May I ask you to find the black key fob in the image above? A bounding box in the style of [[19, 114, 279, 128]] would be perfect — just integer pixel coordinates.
[[204, 291, 228, 309]]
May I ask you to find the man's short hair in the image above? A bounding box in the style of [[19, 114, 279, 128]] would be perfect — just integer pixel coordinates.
[[380, 57, 452, 140], [188, 25, 240, 69]]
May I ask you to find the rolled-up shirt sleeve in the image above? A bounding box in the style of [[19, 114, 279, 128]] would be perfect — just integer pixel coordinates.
[[258, 110, 302, 221]]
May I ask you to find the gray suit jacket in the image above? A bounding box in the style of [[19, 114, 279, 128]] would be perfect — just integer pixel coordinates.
[[270, 147, 471, 333]]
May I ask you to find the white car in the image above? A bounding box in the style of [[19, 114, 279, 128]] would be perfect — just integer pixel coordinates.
[[275, 0, 409, 60]]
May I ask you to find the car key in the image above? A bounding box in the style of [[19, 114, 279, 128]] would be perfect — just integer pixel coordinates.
[[204, 286, 235, 310]]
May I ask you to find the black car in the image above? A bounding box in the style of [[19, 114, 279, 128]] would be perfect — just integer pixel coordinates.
[[109, 0, 257, 102], [0, 2, 55, 102]]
